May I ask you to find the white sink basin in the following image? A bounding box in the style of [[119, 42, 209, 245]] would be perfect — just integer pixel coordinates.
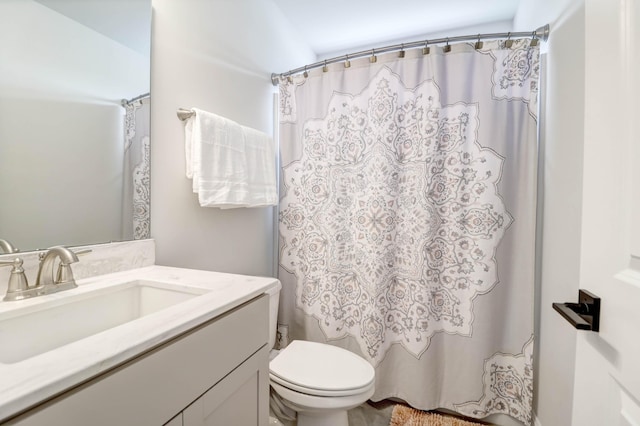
[[0, 280, 208, 364]]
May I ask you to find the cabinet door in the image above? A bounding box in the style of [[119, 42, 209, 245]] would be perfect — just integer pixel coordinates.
[[183, 345, 269, 426]]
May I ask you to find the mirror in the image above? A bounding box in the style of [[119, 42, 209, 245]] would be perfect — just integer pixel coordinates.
[[0, 0, 151, 253]]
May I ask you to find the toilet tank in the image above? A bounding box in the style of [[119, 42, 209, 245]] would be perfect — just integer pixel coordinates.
[[264, 280, 282, 350]]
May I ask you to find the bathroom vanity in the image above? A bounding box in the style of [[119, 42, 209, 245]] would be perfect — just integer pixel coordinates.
[[0, 265, 277, 425]]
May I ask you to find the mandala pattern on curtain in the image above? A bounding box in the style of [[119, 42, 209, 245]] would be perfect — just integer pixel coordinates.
[[278, 39, 539, 425], [455, 336, 535, 425], [124, 101, 150, 240], [132, 135, 150, 239], [279, 67, 512, 365], [481, 39, 540, 116], [279, 81, 300, 123]]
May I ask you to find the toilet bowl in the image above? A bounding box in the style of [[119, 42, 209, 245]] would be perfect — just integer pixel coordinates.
[[266, 284, 375, 426]]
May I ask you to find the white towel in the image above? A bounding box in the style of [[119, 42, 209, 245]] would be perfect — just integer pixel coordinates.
[[184, 108, 277, 208], [242, 125, 277, 207]]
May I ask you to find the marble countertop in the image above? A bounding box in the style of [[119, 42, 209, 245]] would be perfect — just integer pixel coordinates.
[[0, 265, 280, 422]]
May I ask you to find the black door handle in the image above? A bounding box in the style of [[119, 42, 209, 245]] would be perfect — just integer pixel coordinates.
[[552, 289, 600, 332]]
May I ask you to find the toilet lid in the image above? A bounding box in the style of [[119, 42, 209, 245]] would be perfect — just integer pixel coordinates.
[[269, 340, 375, 393]]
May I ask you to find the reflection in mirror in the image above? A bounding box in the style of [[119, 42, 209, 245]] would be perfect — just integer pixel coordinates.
[[0, 0, 151, 253], [0, 239, 19, 254]]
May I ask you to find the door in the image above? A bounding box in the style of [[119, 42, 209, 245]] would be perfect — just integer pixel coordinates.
[[570, 0, 640, 424]]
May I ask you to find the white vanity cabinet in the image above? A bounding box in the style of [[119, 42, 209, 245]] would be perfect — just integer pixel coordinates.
[[5, 295, 269, 426]]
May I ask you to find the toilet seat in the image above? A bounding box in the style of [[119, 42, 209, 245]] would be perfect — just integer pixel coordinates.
[[269, 340, 375, 397]]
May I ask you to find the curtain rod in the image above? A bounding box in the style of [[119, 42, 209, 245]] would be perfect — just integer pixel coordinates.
[[271, 24, 549, 85], [121, 92, 150, 106]]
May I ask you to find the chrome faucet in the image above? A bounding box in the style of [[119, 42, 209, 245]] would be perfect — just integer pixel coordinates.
[[2, 246, 91, 301], [35, 246, 81, 292]]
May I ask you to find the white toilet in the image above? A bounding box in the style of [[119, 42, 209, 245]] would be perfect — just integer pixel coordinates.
[[266, 284, 375, 426]]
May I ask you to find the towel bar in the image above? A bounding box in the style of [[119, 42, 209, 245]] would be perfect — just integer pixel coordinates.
[[177, 108, 195, 121]]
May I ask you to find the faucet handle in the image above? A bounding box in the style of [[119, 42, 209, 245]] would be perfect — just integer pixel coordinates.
[[72, 249, 92, 257], [38, 247, 90, 261], [55, 248, 92, 285], [1, 258, 31, 302], [55, 263, 75, 284]]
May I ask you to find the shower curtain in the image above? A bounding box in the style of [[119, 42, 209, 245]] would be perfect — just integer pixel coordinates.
[[277, 38, 539, 425], [122, 98, 151, 240]]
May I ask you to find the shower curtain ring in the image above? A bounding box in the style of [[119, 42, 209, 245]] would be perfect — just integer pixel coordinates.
[[505, 32, 514, 48], [303, 66, 309, 78], [423, 40, 430, 55], [370, 49, 377, 63], [322, 60, 328, 73], [443, 38, 451, 53], [399, 44, 405, 58], [475, 34, 483, 50], [530, 31, 539, 47], [344, 54, 351, 68]]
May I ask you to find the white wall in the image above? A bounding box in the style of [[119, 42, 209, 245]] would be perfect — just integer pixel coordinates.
[[513, 1, 585, 425], [0, 0, 149, 251], [150, 0, 315, 277]]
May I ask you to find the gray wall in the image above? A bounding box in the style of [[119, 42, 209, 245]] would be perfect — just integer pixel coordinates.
[[150, 0, 315, 277]]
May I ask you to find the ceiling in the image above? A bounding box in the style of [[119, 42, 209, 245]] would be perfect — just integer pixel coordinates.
[[271, 0, 523, 57], [33, 0, 151, 55], [30, 0, 523, 64]]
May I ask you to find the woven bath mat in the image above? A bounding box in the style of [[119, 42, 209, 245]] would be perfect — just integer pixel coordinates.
[[389, 405, 487, 426]]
